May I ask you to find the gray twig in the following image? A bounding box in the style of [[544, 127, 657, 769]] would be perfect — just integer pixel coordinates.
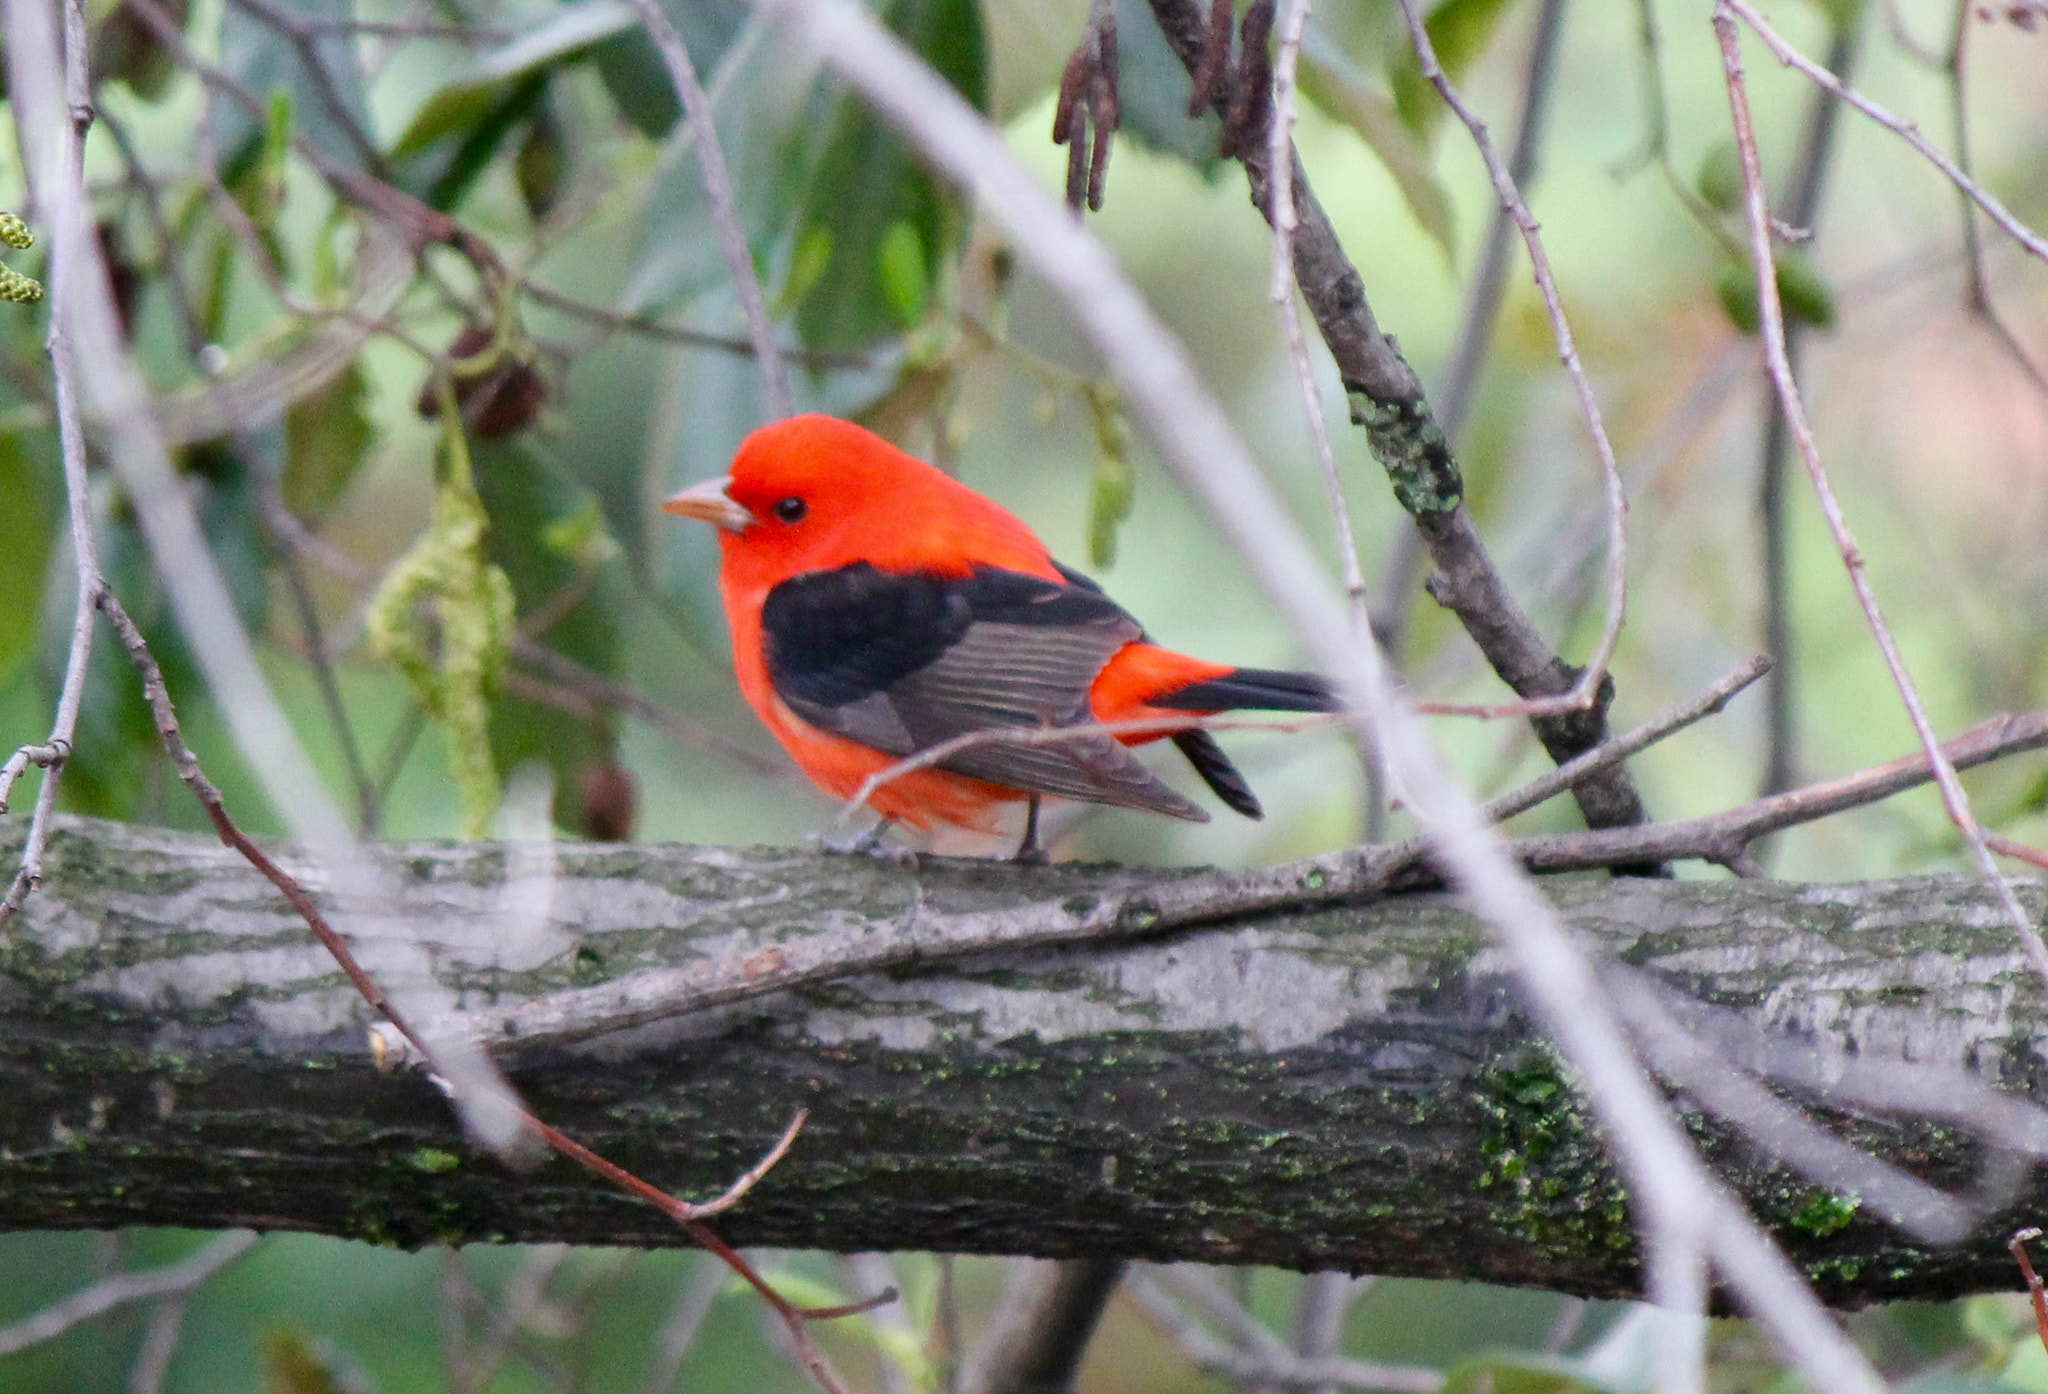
[[626, 0, 792, 418], [1483, 654, 1770, 825], [956, 1258, 1126, 1394], [1127, 1270, 1440, 1393], [1757, 18, 1862, 803], [1711, 3, 2048, 996], [1266, 0, 1372, 636], [1940, 0, 2048, 393], [1376, 0, 1569, 659], [1143, 0, 1649, 839], [10, 0, 531, 1154], [1723, 0, 2048, 267], [0, 0, 103, 934], [640, 1258, 733, 1394], [126, 1290, 195, 1394], [0, 1231, 259, 1358], [1392, 0, 1629, 710]]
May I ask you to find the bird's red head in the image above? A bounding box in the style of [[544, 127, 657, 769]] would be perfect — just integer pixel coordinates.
[[663, 414, 1057, 595]]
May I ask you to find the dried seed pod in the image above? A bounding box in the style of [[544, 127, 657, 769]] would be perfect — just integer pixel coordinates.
[[419, 323, 549, 439], [578, 762, 637, 843]]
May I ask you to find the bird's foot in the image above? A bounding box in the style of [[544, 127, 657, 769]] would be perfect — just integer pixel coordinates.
[[814, 819, 920, 868], [1011, 794, 1050, 866]]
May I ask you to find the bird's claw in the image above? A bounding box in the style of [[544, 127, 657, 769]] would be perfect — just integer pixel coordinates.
[[813, 821, 919, 868]]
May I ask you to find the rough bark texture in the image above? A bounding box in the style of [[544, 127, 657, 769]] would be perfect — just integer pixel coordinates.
[[4, 815, 2047, 1305]]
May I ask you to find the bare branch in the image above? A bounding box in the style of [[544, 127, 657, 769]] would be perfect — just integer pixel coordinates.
[[1267, 0, 1369, 629], [1756, 19, 1860, 803], [0, 1231, 259, 1358], [0, 9, 102, 933], [1144, 0, 1651, 839], [1483, 654, 1771, 825], [956, 1259, 1125, 1394], [1376, 0, 1568, 660], [9, 0, 531, 1155], [1723, 0, 2048, 268], [1392, 0, 1630, 703], [1711, 5, 2048, 994], [640, 1259, 734, 1394], [626, 0, 791, 418], [1127, 1271, 1442, 1393]]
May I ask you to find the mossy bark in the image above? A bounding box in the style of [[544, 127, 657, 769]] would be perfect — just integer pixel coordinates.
[[2, 815, 2045, 1304]]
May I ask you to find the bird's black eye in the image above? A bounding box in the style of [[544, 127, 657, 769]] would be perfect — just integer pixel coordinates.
[[773, 497, 807, 523]]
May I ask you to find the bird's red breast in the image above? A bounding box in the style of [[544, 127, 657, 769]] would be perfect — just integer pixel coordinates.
[[664, 414, 1334, 834]]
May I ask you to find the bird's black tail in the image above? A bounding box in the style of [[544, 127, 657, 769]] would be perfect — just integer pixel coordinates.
[[1172, 729, 1263, 819], [1152, 666, 1339, 714], [1158, 667, 1337, 819]]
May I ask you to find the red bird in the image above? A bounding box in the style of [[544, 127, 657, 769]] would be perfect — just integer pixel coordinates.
[[665, 414, 1337, 860]]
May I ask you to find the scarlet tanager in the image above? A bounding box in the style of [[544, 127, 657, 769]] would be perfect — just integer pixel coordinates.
[[665, 414, 1338, 859]]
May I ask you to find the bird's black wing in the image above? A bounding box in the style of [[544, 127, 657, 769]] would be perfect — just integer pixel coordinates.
[[761, 562, 1207, 820]]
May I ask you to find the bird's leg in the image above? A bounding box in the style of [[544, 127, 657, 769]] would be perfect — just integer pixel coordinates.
[[1013, 794, 1050, 866], [816, 817, 918, 867]]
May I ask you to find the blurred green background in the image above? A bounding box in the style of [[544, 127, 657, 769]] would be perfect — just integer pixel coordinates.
[[1, 0, 2046, 1384]]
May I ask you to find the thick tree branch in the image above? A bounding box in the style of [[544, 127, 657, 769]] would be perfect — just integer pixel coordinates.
[[1144, 0, 1649, 840], [7, 814, 2048, 1303]]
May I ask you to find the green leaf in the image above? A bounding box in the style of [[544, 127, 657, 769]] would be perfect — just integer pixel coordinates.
[[283, 360, 376, 520], [210, 0, 372, 170], [876, 219, 931, 328], [777, 226, 834, 316], [540, 494, 624, 568], [472, 440, 627, 832], [1714, 248, 1835, 336], [515, 102, 570, 221], [1777, 247, 1837, 329], [790, 0, 988, 352], [981, 0, 1090, 123], [1714, 259, 1760, 334], [591, 0, 747, 137], [392, 0, 640, 158], [591, 31, 683, 138], [1298, 37, 1457, 256], [425, 72, 550, 212], [1085, 385, 1134, 568], [0, 435, 56, 687], [1391, 0, 1521, 138], [392, 80, 514, 162], [1696, 140, 1744, 214]]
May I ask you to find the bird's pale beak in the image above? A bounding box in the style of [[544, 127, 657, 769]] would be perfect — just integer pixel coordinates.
[[662, 475, 753, 532]]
